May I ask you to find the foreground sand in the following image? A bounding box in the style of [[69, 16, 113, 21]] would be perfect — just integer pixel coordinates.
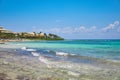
[[0, 48, 120, 80]]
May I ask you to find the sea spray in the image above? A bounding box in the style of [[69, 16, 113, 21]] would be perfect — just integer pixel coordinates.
[[56, 51, 77, 57], [21, 47, 36, 51], [21, 47, 27, 50], [38, 54, 77, 69], [56, 52, 68, 56], [31, 52, 39, 57]]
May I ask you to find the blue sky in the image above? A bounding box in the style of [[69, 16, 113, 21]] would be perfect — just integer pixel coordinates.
[[0, 0, 120, 39]]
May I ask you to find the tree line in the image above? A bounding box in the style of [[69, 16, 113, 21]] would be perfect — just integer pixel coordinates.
[[0, 32, 64, 40]]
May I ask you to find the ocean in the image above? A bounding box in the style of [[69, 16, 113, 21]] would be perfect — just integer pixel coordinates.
[[1, 39, 120, 79], [3, 39, 119, 63]]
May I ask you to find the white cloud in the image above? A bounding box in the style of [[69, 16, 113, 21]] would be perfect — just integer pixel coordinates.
[[102, 21, 119, 32], [77, 26, 86, 32], [32, 20, 119, 35], [49, 28, 61, 33], [74, 26, 96, 33], [87, 26, 96, 32], [48, 26, 96, 34], [32, 26, 97, 34], [48, 27, 74, 34]]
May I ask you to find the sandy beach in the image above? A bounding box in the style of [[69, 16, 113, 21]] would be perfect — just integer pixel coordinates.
[[0, 47, 120, 80], [0, 48, 69, 80]]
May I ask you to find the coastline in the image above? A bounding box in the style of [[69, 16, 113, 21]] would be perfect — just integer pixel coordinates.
[[0, 39, 31, 42], [0, 47, 120, 80], [0, 39, 34, 45], [0, 39, 64, 44], [0, 48, 69, 80]]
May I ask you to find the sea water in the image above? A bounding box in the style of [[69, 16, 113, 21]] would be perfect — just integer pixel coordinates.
[[4, 39, 119, 62], [1, 39, 120, 79]]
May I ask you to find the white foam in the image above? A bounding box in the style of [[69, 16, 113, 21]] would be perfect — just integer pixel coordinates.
[[67, 71, 80, 77], [21, 47, 36, 51], [31, 52, 39, 57], [56, 51, 77, 57], [21, 47, 26, 50], [56, 52, 69, 56], [38, 55, 49, 64], [70, 53, 77, 56], [26, 49, 36, 51]]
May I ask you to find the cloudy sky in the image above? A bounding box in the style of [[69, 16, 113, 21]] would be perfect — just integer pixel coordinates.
[[0, 0, 120, 39]]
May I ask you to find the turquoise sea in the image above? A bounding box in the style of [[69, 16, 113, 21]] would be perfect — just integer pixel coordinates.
[[8, 39, 120, 62], [1, 39, 120, 80]]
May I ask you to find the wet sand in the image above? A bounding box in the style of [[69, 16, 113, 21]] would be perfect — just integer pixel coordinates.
[[0, 48, 120, 80]]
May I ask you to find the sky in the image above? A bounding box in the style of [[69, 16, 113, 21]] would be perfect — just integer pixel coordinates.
[[0, 0, 120, 39]]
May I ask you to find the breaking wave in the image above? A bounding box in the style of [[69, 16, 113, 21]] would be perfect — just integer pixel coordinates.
[[56, 51, 76, 56], [31, 52, 40, 57], [21, 47, 36, 51]]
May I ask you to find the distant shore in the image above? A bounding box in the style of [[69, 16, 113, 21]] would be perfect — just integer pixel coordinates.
[[0, 39, 32, 43], [0, 38, 64, 43]]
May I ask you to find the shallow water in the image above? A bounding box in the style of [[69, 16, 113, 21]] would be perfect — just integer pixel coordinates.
[[1, 39, 120, 63], [1, 39, 120, 79]]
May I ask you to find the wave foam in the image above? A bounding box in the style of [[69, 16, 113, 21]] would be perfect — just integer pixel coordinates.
[[67, 71, 80, 77], [56, 52, 76, 56], [38, 55, 49, 64], [21, 47, 27, 50], [31, 52, 39, 57], [26, 49, 36, 51], [21, 47, 36, 51], [56, 52, 69, 56]]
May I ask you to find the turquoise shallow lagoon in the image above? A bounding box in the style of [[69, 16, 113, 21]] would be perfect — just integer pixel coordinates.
[[1, 39, 119, 62], [1, 39, 120, 80]]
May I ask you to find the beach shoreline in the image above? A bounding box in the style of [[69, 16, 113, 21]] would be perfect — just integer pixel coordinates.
[[0, 39, 31, 43], [0, 47, 120, 80], [0, 48, 69, 80]]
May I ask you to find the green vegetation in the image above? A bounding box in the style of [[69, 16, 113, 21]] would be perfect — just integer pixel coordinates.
[[0, 33, 17, 39], [0, 32, 64, 40], [0, 27, 64, 40]]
